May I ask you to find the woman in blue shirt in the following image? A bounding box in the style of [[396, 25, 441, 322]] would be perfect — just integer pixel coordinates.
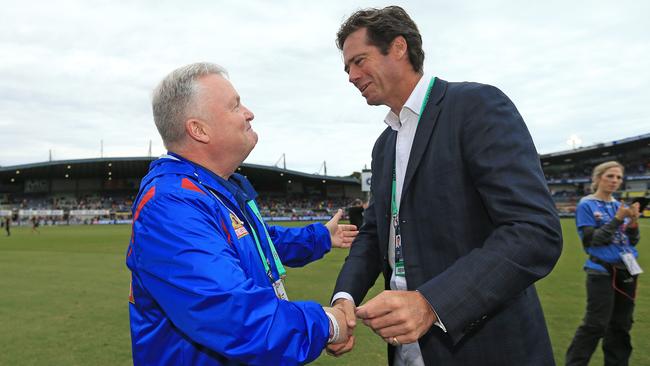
[[566, 161, 641, 366]]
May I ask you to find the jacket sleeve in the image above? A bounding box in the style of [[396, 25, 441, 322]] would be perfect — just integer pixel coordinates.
[[332, 195, 384, 305], [132, 191, 329, 365], [331, 131, 388, 305], [417, 84, 563, 344], [582, 219, 623, 248], [268, 223, 331, 267]]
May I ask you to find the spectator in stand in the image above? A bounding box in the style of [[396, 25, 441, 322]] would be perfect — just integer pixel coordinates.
[[566, 161, 642, 365], [347, 198, 365, 230]]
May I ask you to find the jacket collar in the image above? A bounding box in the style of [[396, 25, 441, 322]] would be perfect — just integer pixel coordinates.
[[143, 152, 258, 202]]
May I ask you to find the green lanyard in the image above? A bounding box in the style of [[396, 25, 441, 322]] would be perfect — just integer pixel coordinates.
[[247, 200, 287, 281], [208, 188, 286, 283], [391, 76, 436, 216]]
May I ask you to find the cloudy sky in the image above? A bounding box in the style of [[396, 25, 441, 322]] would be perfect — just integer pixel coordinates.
[[1, 0, 648, 175]]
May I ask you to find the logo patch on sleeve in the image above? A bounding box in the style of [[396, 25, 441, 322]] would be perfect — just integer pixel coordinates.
[[230, 212, 249, 239]]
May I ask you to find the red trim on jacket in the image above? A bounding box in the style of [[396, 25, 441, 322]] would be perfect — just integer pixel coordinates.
[[128, 185, 157, 253], [181, 178, 205, 195], [220, 216, 233, 246]]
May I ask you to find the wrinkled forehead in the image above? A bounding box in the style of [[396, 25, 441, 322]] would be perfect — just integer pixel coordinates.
[[345, 28, 372, 51], [196, 74, 238, 102], [342, 28, 373, 71]]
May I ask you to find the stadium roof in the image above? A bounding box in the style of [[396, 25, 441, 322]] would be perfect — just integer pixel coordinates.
[[540, 133, 650, 162], [0, 156, 359, 185]]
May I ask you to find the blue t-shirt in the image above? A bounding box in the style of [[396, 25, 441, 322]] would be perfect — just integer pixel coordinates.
[[575, 195, 638, 272]]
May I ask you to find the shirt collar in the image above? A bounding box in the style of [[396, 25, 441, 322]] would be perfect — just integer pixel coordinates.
[[584, 194, 617, 203], [384, 73, 432, 131]]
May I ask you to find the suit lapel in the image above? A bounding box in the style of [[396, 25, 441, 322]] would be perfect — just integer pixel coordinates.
[[401, 78, 447, 201], [381, 130, 397, 212]]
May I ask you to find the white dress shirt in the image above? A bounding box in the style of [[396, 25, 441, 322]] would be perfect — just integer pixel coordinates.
[[384, 74, 429, 366], [333, 74, 442, 366]]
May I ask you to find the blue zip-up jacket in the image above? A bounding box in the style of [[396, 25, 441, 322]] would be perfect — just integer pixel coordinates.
[[126, 154, 332, 365]]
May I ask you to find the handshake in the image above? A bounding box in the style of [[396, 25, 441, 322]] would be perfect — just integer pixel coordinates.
[[322, 290, 438, 357]]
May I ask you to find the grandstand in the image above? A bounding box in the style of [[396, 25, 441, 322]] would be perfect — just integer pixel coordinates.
[[0, 157, 362, 225], [2, 133, 648, 224], [541, 133, 650, 216]]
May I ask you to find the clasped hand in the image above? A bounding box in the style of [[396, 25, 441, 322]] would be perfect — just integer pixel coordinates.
[[615, 202, 641, 222], [356, 290, 437, 346], [325, 299, 356, 356], [325, 290, 436, 357]]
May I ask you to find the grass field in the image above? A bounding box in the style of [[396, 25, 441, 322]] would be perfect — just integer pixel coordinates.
[[1, 219, 648, 365]]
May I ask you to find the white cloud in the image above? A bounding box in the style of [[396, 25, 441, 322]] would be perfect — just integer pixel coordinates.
[[0, 0, 648, 173]]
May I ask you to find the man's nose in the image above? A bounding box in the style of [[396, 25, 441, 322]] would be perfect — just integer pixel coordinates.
[[348, 66, 361, 85], [244, 106, 254, 121]]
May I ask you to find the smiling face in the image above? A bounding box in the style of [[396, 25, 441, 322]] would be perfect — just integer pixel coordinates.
[[342, 28, 406, 111], [195, 74, 257, 163], [595, 167, 623, 195]]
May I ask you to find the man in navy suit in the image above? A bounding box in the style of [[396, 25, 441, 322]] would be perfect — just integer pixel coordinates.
[[326, 6, 563, 365]]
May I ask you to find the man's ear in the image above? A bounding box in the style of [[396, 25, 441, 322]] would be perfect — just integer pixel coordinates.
[[185, 119, 210, 144], [390, 36, 408, 60]]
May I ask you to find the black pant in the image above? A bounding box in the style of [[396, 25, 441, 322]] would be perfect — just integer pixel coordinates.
[[566, 271, 637, 366]]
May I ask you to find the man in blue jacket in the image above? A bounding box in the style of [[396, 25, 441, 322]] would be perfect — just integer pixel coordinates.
[[126, 62, 357, 365]]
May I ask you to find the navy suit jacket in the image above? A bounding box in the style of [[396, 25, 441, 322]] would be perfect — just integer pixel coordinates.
[[333, 78, 563, 365]]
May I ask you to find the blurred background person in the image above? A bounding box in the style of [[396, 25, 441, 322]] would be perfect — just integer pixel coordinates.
[[347, 198, 364, 230], [31, 216, 40, 234], [566, 161, 641, 366]]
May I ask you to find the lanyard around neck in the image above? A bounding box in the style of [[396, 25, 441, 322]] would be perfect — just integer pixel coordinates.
[[247, 200, 287, 279], [391, 77, 436, 216], [209, 189, 286, 282]]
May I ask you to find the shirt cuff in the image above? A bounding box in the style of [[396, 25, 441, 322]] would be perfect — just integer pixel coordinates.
[[324, 311, 338, 344], [415, 290, 447, 333], [332, 291, 446, 331], [432, 308, 447, 332], [331, 292, 355, 306]]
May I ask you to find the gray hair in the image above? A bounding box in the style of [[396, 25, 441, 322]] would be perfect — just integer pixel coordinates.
[[152, 62, 228, 148]]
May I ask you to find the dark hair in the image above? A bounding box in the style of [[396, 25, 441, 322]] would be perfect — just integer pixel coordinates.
[[336, 6, 424, 73]]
